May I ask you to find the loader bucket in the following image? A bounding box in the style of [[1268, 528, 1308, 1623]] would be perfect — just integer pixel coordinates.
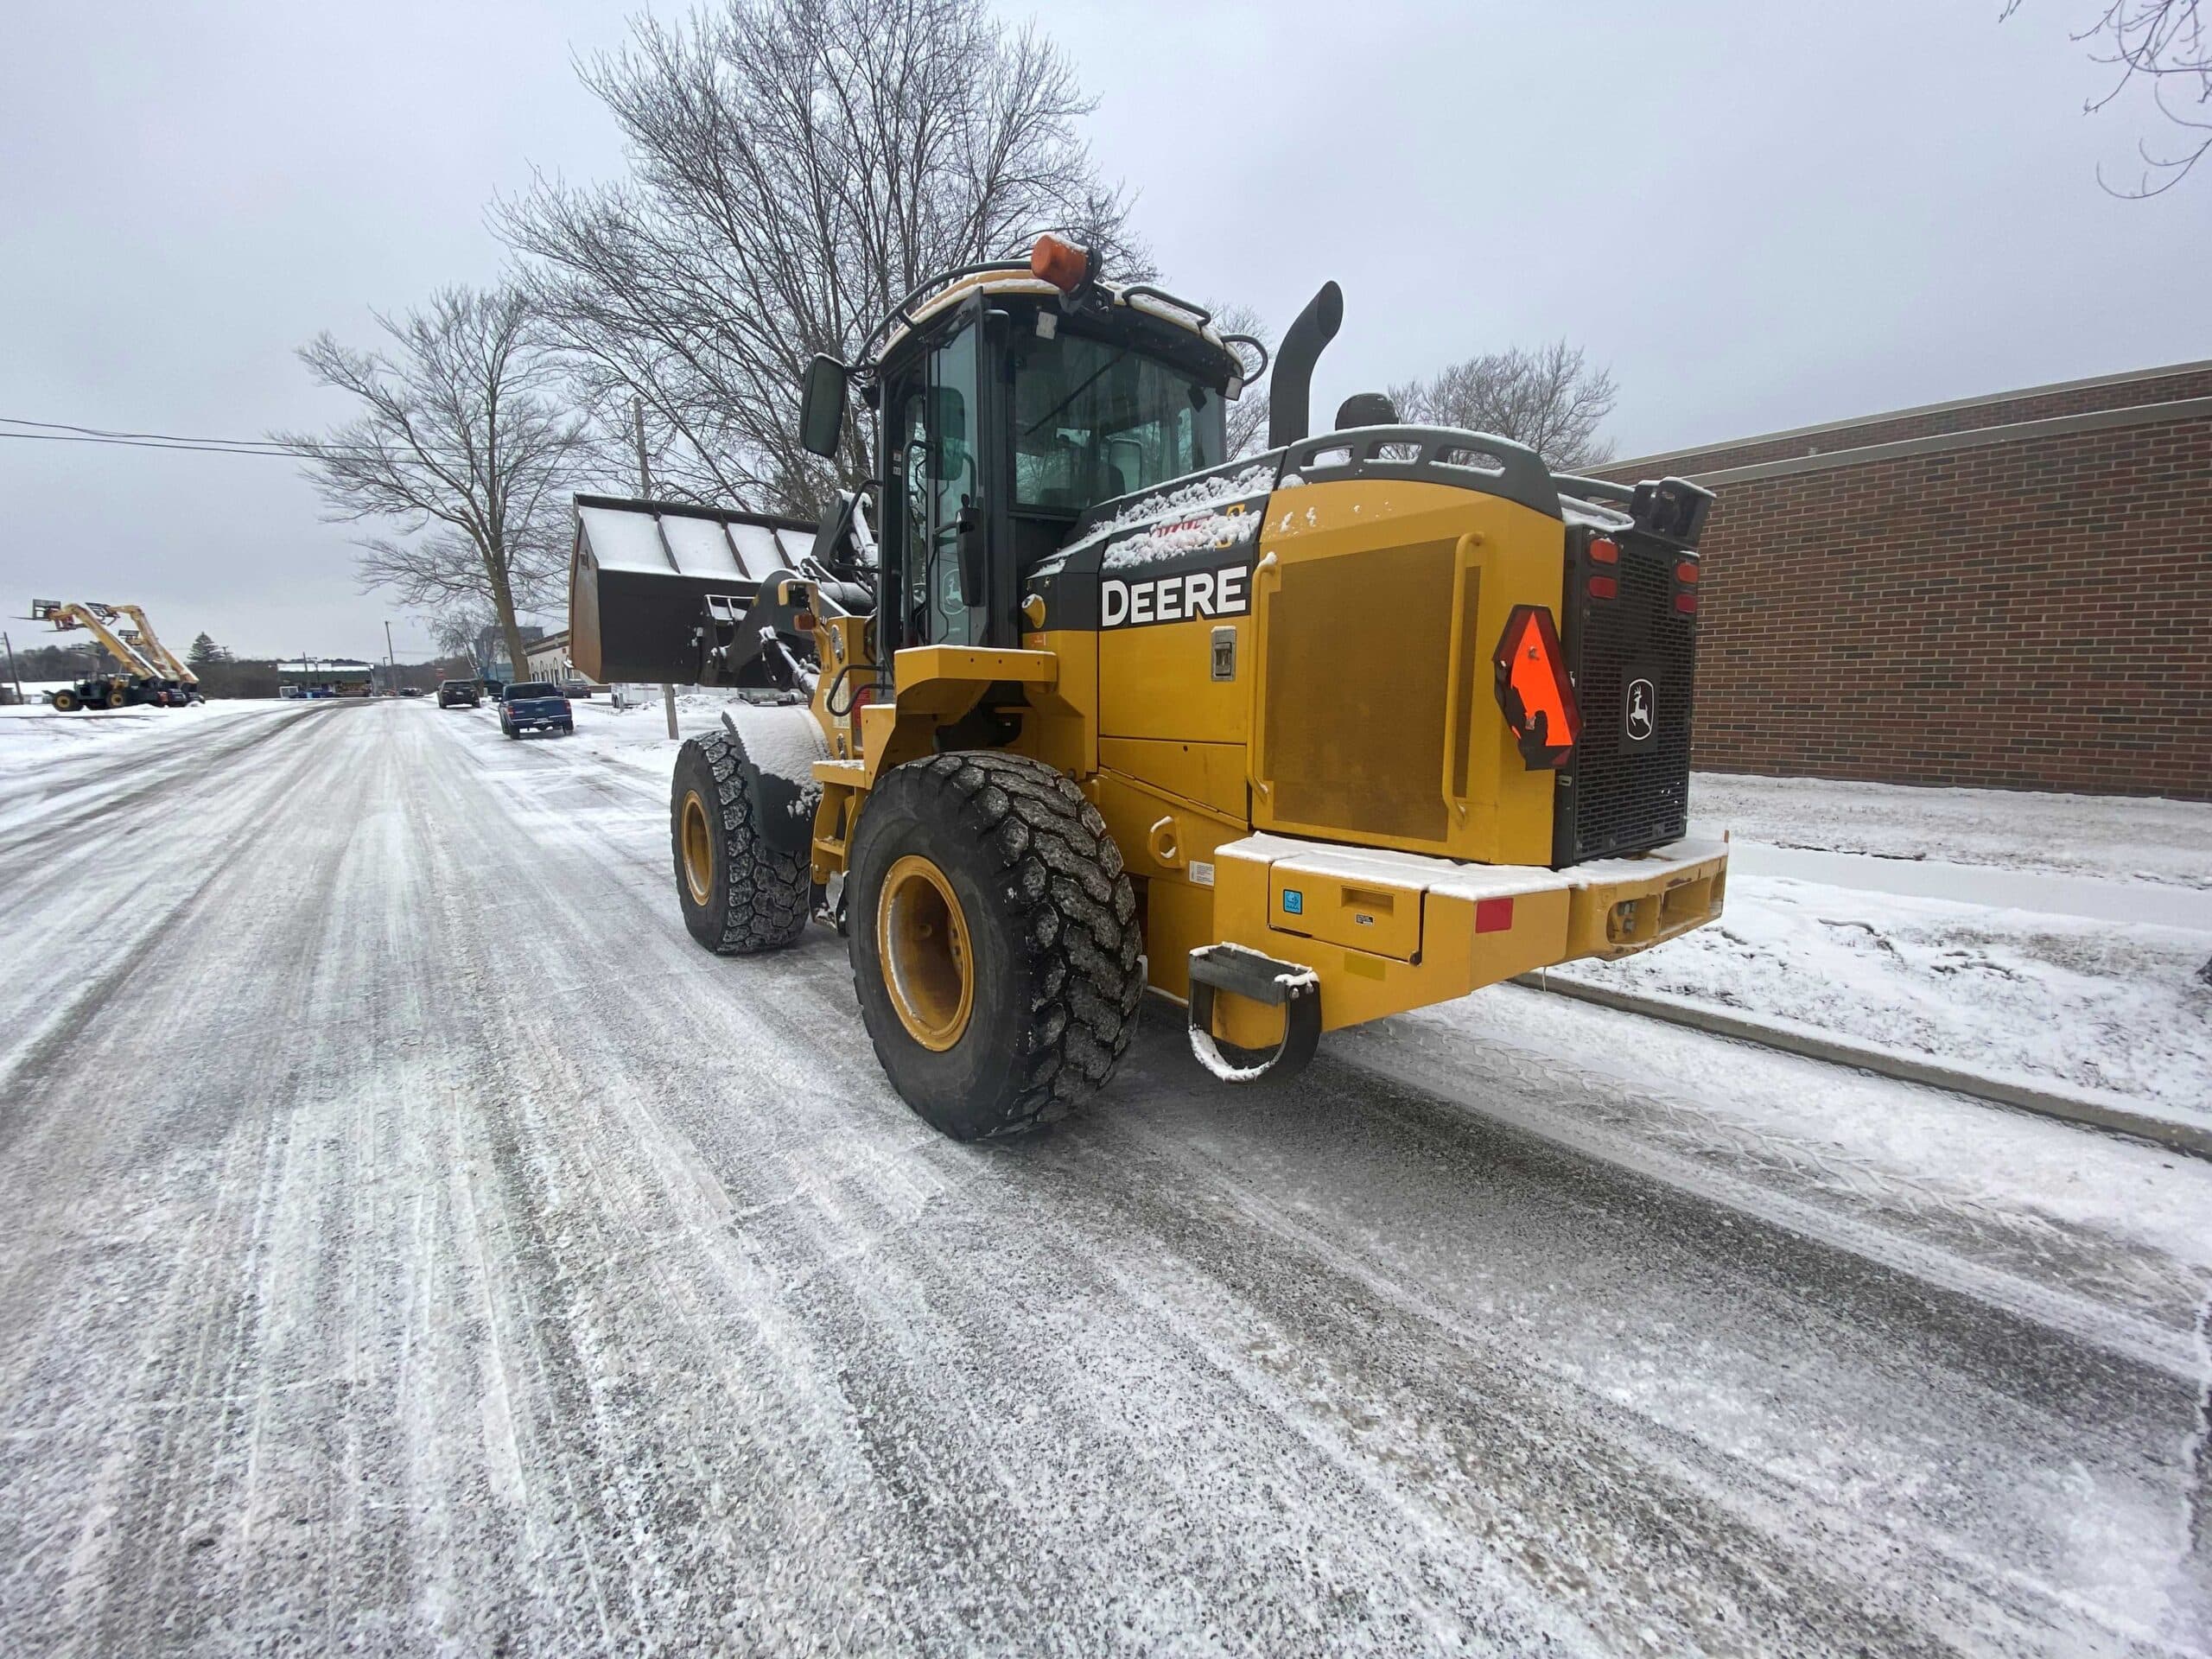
[[569, 494, 817, 685]]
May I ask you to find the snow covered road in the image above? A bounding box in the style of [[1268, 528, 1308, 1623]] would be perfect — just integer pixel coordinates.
[[3, 699, 2208, 1656]]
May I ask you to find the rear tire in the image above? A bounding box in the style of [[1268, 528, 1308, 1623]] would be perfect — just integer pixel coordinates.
[[847, 753, 1143, 1140], [671, 722, 814, 955]]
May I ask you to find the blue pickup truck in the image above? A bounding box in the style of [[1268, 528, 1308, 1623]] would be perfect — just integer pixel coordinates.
[[499, 681, 575, 739]]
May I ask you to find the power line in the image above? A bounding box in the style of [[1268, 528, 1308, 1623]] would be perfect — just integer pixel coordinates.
[[1, 415, 298, 450], [0, 429, 296, 459], [0, 415, 519, 467]]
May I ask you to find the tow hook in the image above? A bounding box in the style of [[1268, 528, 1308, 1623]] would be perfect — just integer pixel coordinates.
[[1186, 944, 1322, 1084]]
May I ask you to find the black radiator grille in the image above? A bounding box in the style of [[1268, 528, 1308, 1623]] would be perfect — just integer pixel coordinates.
[[1556, 534, 1697, 865]]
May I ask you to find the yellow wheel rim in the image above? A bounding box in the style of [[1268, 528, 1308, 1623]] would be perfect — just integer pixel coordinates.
[[680, 790, 715, 905], [878, 854, 974, 1052]]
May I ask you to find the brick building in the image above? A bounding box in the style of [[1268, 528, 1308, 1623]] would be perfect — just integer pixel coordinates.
[[1596, 362, 2212, 800]]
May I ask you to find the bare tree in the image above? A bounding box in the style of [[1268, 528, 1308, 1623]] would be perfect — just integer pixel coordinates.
[[499, 0, 1146, 518], [1389, 341, 1618, 472], [2006, 0, 2211, 194], [276, 287, 586, 687], [428, 601, 496, 673]]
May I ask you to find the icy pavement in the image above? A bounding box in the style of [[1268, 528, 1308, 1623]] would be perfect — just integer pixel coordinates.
[[2, 701, 2209, 1655]]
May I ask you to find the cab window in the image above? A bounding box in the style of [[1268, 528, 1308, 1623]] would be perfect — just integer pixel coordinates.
[[1011, 330, 1225, 512]]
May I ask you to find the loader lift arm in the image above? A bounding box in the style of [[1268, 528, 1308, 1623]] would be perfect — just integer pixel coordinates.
[[108, 604, 198, 686], [31, 601, 162, 679]]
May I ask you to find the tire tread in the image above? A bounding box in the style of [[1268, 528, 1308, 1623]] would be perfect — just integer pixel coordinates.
[[851, 752, 1143, 1137], [683, 729, 811, 954]]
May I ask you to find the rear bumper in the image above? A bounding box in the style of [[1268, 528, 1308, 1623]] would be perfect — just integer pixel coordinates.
[[1202, 832, 1726, 1043]]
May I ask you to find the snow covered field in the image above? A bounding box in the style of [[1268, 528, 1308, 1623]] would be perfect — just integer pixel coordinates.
[[3, 700, 2209, 1655]]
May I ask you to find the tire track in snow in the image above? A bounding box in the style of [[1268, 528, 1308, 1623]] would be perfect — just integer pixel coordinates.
[[3, 702, 2207, 1656]]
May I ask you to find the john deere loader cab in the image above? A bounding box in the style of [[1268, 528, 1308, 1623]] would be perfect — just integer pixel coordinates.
[[798, 247, 1244, 661], [570, 234, 1728, 1141]]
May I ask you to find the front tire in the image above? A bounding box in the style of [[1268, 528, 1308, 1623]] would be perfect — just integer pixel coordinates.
[[51, 689, 79, 713], [671, 722, 814, 955], [847, 753, 1143, 1140]]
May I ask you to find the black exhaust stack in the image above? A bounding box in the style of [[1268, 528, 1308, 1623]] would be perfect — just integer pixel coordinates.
[[1268, 282, 1344, 449]]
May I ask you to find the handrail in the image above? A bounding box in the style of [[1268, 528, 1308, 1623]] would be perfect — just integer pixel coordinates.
[[1244, 552, 1282, 805], [1281, 425, 1561, 521], [1438, 535, 1483, 821]]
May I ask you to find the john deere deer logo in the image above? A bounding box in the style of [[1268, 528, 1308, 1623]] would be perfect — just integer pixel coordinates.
[[1624, 678, 1656, 744]]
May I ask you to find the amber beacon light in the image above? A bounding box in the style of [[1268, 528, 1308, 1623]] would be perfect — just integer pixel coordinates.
[[1029, 233, 1091, 292]]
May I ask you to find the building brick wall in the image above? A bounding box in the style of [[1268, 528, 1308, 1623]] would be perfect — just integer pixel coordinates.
[[1642, 401, 2211, 799]]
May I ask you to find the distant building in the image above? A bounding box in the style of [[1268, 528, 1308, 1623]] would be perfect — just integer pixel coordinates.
[[276, 658, 374, 698], [523, 628, 604, 693]]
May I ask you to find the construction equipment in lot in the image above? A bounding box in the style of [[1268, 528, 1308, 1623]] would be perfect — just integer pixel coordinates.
[[28, 600, 202, 711], [571, 236, 1727, 1139]]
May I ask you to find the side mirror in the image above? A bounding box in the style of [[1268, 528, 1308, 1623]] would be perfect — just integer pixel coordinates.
[[798, 354, 848, 459]]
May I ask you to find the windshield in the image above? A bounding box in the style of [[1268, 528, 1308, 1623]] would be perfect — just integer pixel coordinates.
[[1012, 330, 1225, 512]]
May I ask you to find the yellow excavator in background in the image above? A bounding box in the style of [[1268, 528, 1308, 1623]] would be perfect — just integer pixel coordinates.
[[29, 601, 202, 711], [572, 237, 1726, 1139]]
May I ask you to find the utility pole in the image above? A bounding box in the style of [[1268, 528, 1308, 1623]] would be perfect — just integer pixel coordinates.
[[2, 631, 22, 707], [384, 620, 397, 696], [638, 395, 677, 741]]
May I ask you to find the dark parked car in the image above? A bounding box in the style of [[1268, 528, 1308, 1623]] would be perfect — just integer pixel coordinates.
[[499, 681, 574, 738], [437, 680, 481, 709]]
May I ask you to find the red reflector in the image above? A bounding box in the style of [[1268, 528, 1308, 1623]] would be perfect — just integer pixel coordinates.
[[792, 610, 817, 632], [1586, 575, 1618, 601], [1675, 592, 1699, 613], [1588, 537, 1619, 565], [1475, 896, 1515, 934], [1675, 561, 1700, 584], [1491, 604, 1580, 768]]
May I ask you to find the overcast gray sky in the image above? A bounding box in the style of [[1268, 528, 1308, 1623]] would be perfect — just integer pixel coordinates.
[[3, 0, 2204, 664]]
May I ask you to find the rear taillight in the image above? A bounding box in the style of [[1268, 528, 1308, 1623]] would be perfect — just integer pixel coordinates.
[[1586, 575, 1618, 601]]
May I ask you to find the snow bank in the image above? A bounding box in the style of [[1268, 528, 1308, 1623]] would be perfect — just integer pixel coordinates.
[[1691, 771, 2212, 890], [1554, 774, 2212, 1121]]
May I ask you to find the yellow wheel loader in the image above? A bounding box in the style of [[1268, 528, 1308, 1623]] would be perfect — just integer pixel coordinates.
[[571, 238, 1726, 1139]]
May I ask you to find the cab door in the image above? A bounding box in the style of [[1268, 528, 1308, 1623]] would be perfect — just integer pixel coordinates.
[[882, 312, 996, 651]]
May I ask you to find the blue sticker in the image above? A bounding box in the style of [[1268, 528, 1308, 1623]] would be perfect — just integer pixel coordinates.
[[1282, 888, 1305, 915]]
